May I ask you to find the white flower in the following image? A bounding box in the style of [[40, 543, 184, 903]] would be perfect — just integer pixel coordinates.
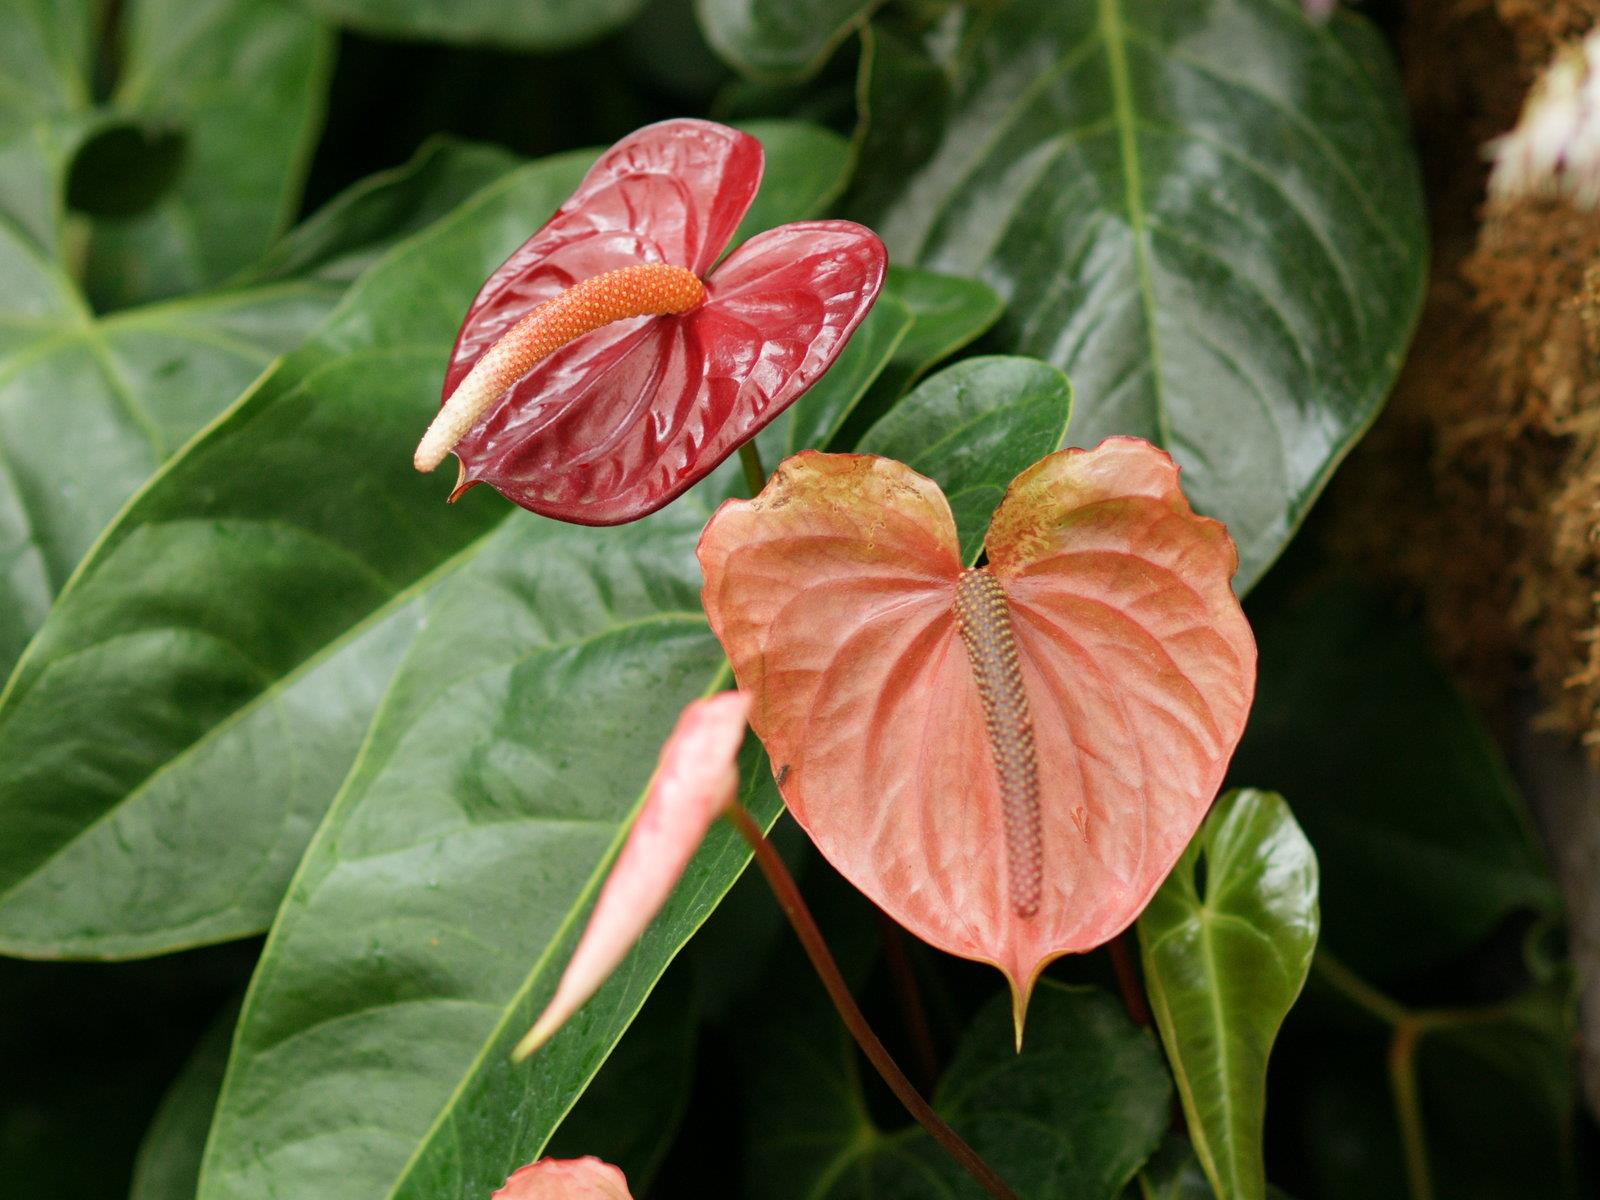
[[1489, 28, 1600, 209]]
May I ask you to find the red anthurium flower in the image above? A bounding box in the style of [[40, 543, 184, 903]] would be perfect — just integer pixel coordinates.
[[415, 118, 886, 524], [493, 1157, 632, 1199], [514, 690, 750, 1059], [697, 437, 1256, 1041]]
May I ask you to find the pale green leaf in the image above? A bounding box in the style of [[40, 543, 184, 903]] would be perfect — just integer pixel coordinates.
[[1137, 790, 1319, 1200]]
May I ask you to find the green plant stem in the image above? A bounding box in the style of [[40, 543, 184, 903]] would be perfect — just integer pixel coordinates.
[[1388, 1021, 1434, 1200], [1312, 951, 1408, 1026], [739, 440, 767, 496], [1313, 950, 1534, 1200], [724, 803, 1020, 1200]]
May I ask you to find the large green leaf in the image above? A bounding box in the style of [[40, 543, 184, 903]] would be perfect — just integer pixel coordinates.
[[1231, 578, 1559, 981], [0, 138, 516, 688], [695, 0, 879, 81], [848, 0, 1427, 591], [0, 124, 850, 962], [297, 0, 648, 49], [78, 0, 335, 308], [540, 947, 697, 1190], [744, 981, 1172, 1200], [1137, 790, 1319, 1200]]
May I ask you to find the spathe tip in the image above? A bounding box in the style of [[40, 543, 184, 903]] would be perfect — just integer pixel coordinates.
[[511, 1015, 558, 1063], [1010, 977, 1034, 1053], [448, 459, 477, 503]]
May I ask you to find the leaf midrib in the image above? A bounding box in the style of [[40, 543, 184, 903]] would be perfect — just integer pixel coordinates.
[[1095, 0, 1169, 450]]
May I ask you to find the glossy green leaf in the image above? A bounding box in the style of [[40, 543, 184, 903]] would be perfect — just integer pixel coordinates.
[[0, 138, 516, 705], [0, 221, 342, 679], [871, 265, 1005, 400], [839, 264, 1006, 447], [1137, 789, 1319, 1200], [1231, 579, 1559, 980], [745, 982, 1171, 1200], [849, 0, 1427, 591], [131, 1000, 239, 1200], [857, 355, 1072, 563], [79, 0, 335, 308], [542, 958, 697, 1192], [696, 0, 879, 81], [0, 124, 849, 962], [298, 0, 648, 49], [195, 585, 764, 1200]]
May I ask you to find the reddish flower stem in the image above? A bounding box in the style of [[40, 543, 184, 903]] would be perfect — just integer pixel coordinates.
[[1108, 934, 1152, 1027], [724, 803, 1019, 1200], [875, 909, 942, 1091]]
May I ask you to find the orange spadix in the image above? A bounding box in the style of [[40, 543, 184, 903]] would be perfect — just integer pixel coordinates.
[[414, 262, 705, 473]]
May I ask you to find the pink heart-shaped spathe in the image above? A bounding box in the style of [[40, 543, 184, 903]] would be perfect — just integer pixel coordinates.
[[697, 437, 1256, 1037]]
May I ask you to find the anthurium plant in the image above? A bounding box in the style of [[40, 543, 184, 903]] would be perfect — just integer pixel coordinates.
[[0, 4, 1584, 1200]]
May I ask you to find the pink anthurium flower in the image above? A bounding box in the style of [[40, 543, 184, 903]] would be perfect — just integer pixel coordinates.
[[493, 1157, 632, 1199], [697, 437, 1257, 1042], [416, 118, 886, 524], [514, 690, 750, 1059]]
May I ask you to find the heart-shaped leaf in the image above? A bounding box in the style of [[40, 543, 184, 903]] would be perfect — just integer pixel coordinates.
[[1137, 789, 1319, 1200], [848, 0, 1428, 591], [698, 436, 1256, 1034], [744, 979, 1172, 1200], [0, 123, 855, 960]]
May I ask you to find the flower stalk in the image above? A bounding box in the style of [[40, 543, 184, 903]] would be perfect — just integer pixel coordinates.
[[722, 802, 1020, 1200]]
